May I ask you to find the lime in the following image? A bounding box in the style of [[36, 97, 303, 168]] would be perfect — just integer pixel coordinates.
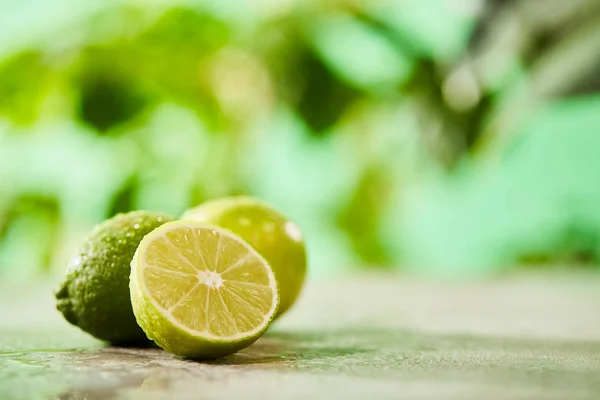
[[55, 211, 175, 343], [130, 221, 279, 359], [181, 196, 306, 317]]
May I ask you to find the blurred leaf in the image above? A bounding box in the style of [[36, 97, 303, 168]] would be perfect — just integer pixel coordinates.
[[108, 176, 137, 216], [369, 0, 477, 61], [138, 8, 230, 52], [76, 72, 147, 133], [0, 195, 59, 281], [337, 165, 392, 265], [0, 52, 50, 124], [306, 13, 413, 92], [529, 13, 600, 97], [134, 9, 230, 130], [296, 50, 361, 133]]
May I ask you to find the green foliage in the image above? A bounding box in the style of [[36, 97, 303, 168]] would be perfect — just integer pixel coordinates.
[[1, 0, 600, 279], [0, 52, 50, 124]]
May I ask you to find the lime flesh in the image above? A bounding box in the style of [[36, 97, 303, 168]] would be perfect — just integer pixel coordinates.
[[181, 196, 306, 317], [130, 221, 279, 359]]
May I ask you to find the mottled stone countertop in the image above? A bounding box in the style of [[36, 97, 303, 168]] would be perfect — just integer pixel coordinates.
[[2, 273, 600, 400]]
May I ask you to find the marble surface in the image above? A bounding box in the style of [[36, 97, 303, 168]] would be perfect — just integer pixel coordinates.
[[2, 273, 600, 399]]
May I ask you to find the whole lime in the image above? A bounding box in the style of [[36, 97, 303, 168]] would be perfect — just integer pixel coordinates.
[[55, 211, 175, 343], [181, 196, 306, 317]]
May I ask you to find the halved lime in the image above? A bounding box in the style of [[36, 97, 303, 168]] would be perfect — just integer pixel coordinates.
[[130, 221, 279, 359]]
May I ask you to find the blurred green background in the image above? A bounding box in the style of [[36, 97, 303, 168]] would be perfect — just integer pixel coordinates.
[[2, 0, 600, 282]]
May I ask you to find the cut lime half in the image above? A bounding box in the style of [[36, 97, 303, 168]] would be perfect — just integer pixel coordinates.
[[130, 221, 279, 359]]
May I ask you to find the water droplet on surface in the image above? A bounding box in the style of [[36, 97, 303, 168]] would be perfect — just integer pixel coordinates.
[[134, 224, 140, 229], [157, 217, 163, 222]]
